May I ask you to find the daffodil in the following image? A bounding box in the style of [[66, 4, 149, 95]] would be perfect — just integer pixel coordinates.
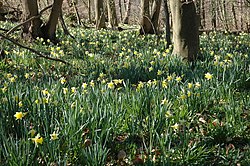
[[205, 72, 213, 80], [187, 83, 193, 89], [107, 81, 115, 89], [60, 77, 66, 84], [14, 112, 24, 120], [50, 131, 59, 140], [171, 123, 179, 130], [31, 134, 43, 146], [82, 82, 88, 89], [175, 76, 182, 82]]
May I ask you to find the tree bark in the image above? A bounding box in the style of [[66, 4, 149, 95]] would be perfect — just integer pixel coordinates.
[[42, 0, 63, 41], [170, 0, 199, 61], [140, 0, 152, 34], [163, 0, 171, 48], [123, 0, 131, 24], [107, 0, 118, 28], [95, 0, 106, 29], [149, 0, 162, 34], [22, 0, 42, 40]]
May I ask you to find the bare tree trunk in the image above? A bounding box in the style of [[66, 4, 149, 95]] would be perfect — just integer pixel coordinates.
[[211, 0, 217, 30], [88, 0, 92, 23], [163, 0, 171, 48], [118, 0, 123, 22], [22, 0, 42, 40], [170, 0, 199, 61], [232, 2, 238, 30], [42, 0, 63, 41], [149, 0, 162, 34], [107, 0, 118, 28], [72, 1, 82, 25], [123, 0, 131, 24], [95, 0, 106, 29], [200, 0, 205, 29], [140, 0, 152, 34]]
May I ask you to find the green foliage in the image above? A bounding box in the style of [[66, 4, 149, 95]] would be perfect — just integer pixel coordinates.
[[0, 22, 250, 165]]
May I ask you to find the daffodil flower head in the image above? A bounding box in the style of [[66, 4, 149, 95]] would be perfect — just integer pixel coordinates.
[[50, 131, 59, 140], [31, 134, 43, 146]]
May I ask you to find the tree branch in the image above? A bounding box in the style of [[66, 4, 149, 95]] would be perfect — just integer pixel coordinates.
[[0, 33, 69, 64]]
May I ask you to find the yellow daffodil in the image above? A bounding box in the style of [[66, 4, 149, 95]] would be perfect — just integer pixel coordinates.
[[175, 76, 182, 82], [171, 123, 179, 130], [205, 73, 213, 80], [187, 83, 193, 89], [63, 88, 68, 94], [195, 82, 201, 88], [107, 81, 115, 89], [71, 87, 77, 93], [18, 101, 23, 108], [50, 131, 59, 140], [14, 112, 24, 120], [60, 77, 66, 84], [31, 134, 43, 146], [82, 82, 88, 89]]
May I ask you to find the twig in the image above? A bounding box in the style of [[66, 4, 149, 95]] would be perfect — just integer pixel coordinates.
[[0, 33, 69, 64], [6, 5, 53, 36], [59, 11, 75, 39]]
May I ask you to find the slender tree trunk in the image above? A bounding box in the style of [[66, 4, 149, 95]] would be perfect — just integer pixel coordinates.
[[88, 0, 92, 23], [163, 0, 171, 48], [232, 2, 238, 30], [73, 1, 82, 25], [42, 0, 63, 41], [149, 0, 162, 34], [200, 0, 205, 29], [140, 0, 152, 34], [95, 0, 106, 29], [118, 0, 123, 22], [211, 0, 217, 30], [22, 0, 42, 40], [107, 0, 118, 28], [170, 0, 199, 61], [123, 0, 131, 24]]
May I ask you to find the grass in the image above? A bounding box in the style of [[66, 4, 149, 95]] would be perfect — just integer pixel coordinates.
[[0, 21, 250, 165]]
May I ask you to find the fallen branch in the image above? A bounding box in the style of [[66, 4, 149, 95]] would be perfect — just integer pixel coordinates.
[[6, 5, 53, 36], [0, 33, 69, 64]]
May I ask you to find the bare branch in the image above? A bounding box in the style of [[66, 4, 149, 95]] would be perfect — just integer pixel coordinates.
[[0, 33, 69, 64]]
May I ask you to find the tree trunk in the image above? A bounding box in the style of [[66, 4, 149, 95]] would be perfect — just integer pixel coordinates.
[[42, 0, 63, 42], [200, 0, 205, 29], [149, 0, 162, 34], [211, 0, 217, 30], [118, 0, 123, 22], [95, 0, 106, 29], [123, 0, 131, 24], [170, 0, 199, 61], [140, 0, 152, 34], [22, 0, 42, 40], [107, 0, 118, 28], [88, 0, 92, 23], [163, 0, 171, 48], [232, 2, 238, 30]]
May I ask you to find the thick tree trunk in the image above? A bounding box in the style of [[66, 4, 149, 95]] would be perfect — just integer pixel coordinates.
[[149, 0, 162, 34], [42, 0, 63, 41], [123, 0, 131, 24], [170, 0, 199, 61], [107, 0, 118, 28], [163, 0, 171, 48], [140, 0, 152, 34], [95, 0, 106, 29], [22, 0, 42, 40]]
